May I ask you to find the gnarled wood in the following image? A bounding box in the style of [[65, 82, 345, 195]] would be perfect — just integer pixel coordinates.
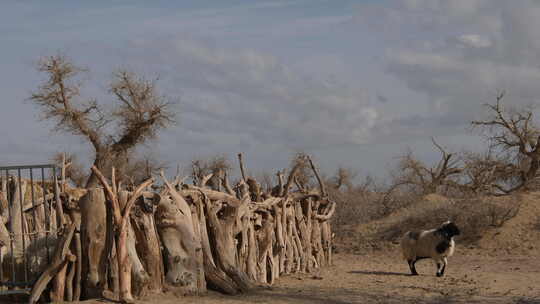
[[157, 172, 203, 295], [79, 187, 108, 297], [91, 166, 153, 303], [130, 196, 164, 294], [29, 222, 76, 304], [16, 152, 335, 302], [204, 197, 255, 292]]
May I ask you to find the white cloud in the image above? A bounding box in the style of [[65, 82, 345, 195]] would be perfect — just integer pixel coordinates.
[[354, 0, 540, 142], [128, 37, 378, 150], [8, 1, 540, 176], [403, 0, 486, 16], [390, 51, 465, 71], [457, 34, 492, 48]]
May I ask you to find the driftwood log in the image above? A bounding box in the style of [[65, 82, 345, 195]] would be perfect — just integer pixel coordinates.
[[155, 172, 203, 295], [91, 166, 153, 303], [130, 192, 164, 295], [2, 154, 335, 303], [29, 222, 76, 304], [79, 187, 108, 298]]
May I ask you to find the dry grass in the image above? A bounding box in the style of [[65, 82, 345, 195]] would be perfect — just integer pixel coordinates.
[[331, 187, 523, 253], [376, 195, 521, 244]]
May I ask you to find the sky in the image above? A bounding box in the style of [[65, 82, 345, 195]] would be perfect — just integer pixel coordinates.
[[1, 0, 540, 180]]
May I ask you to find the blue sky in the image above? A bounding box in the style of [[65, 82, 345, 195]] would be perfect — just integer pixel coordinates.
[[1, 0, 539, 179]]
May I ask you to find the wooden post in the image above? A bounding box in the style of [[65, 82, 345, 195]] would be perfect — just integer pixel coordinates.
[[91, 166, 153, 303], [238, 153, 247, 182]]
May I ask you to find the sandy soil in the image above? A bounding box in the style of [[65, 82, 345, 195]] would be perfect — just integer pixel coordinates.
[[2, 247, 537, 303], [76, 250, 539, 304]]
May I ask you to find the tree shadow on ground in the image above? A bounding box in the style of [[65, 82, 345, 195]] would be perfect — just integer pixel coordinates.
[[348, 270, 410, 276], [516, 298, 540, 304], [222, 286, 505, 304]]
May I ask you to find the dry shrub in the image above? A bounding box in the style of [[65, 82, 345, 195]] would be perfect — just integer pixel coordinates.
[[330, 188, 372, 229], [377, 195, 521, 245], [485, 201, 520, 228], [330, 186, 420, 232], [330, 185, 425, 253]]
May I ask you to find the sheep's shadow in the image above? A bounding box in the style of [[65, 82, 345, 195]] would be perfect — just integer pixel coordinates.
[[348, 270, 410, 277]]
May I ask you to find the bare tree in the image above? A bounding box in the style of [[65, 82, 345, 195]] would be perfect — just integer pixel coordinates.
[[52, 152, 88, 188], [257, 171, 274, 193], [472, 92, 540, 194], [30, 55, 175, 187], [461, 149, 516, 194], [120, 153, 168, 188], [288, 151, 313, 191], [394, 138, 462, 195], [330, 167, 357, 190], [190, 155, 231, 189], [355, 174, 375, 193]]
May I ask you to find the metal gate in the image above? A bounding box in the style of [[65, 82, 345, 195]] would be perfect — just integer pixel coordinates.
[[0, 164, 60, 294]]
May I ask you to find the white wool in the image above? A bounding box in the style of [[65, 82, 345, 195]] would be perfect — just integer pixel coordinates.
[[400, 222, 459, 276], [401, 229, 455, 262]]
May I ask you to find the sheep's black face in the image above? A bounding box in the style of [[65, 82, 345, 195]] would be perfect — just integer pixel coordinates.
[[441, 222, 460, 237]]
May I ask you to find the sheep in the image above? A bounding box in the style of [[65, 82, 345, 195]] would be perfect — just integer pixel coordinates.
[[400, 221, 460, 277]]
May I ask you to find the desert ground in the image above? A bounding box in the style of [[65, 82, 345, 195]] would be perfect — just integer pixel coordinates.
[[1, 250, 536, 303], [77, 250, 539, 304]]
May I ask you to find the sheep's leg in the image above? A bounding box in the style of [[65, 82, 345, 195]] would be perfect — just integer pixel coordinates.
[[408, 256, 429, 275], [408, 259, 418, 275], [440, 263, 446, 276], [436, 257, 447, 277]]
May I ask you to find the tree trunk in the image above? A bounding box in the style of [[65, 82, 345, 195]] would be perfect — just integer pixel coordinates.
[[50, 261, 68, 302], [65, 259, 76, 301], [204, 198, 254, 292], [79, 188, 108, 298], [116, 225, 134, 303], [118, 191, 149, 298], [131, 201, 163, 294], [155, 185, 201, 295], [194, 193, 241, 295], [9, 178, 27, 260], [73, 232, 82, 301]]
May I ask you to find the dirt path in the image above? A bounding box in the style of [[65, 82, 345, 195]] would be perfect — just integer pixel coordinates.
[[113, 251, 540, 304]]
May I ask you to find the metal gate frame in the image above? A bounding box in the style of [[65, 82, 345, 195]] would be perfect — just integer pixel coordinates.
[[0, 164, 60, 293]]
